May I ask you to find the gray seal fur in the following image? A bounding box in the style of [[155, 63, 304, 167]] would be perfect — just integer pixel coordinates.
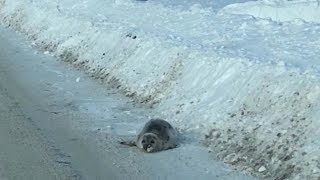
[[120, 118, 178, 153]]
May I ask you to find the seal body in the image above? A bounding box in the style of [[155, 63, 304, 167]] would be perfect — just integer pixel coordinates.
[[120, 118, 178, 153]]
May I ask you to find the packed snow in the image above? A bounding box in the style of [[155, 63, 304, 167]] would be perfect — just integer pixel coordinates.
[[1, 0, 320, 179]]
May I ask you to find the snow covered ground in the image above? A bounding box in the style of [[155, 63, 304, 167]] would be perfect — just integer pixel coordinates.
[[0, 26, 253, 179], [222, 0, 320, 23], [0, 0, 320, 179]]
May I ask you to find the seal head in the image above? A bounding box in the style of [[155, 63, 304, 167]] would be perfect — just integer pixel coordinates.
[[139, 133, 160, 152]]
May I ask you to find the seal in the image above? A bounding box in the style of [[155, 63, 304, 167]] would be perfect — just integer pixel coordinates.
[[120, 118, 178, 153]]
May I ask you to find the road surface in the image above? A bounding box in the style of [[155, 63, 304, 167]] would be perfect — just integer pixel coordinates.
[[0, 26, 254, 180]]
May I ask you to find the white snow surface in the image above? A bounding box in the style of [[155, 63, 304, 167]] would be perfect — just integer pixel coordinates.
[[222, 0, 320, 23], [1, 0, 320, 179]]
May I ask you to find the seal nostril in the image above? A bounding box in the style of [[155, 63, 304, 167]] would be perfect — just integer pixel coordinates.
[[143, 144, 148, 150]]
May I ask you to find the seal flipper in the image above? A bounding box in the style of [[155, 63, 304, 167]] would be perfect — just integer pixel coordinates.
[[119, 140, 136, 147]]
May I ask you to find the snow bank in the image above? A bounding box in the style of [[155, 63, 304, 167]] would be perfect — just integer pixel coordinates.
[[1, 0, 320, 179], [222, 0, 320, 23]]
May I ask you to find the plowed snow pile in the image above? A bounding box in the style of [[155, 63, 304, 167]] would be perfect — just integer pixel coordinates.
[[1, 0, 320, 179]]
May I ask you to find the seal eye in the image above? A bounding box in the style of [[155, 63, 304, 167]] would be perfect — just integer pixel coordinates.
[[150, 140, 155, 144], [142, 140, 145, 143]]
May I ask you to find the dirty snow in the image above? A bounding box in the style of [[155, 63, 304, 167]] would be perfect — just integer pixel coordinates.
[[0, 0, 320, 179]]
